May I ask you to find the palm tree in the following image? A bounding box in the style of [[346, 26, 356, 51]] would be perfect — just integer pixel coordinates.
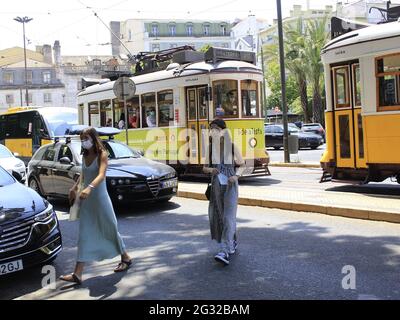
[[304, 16, 329, 125], [264, 18, 310, 122]]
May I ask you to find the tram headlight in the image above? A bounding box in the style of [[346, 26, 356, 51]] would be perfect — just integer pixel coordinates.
[[110, 179, 117, 186], [249, 138, 257, 148]]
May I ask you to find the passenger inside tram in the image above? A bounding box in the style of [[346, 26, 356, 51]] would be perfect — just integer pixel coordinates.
[[146, 108, 157, 127]]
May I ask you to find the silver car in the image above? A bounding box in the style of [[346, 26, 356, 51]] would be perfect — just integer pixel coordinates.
[[0, 144, 26, 182]]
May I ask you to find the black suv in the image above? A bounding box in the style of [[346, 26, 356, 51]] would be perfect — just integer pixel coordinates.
[[0, 167, 62, 276]]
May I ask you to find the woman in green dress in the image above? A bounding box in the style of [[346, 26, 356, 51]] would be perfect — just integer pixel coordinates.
[[60, 127, 132, 285]]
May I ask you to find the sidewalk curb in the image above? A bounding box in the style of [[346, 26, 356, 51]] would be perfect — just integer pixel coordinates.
[[177, 191, 400, 224], [269, 162, 321, 169]]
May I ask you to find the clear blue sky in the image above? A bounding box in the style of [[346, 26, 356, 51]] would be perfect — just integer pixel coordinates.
[[0, 0, 397, 55]]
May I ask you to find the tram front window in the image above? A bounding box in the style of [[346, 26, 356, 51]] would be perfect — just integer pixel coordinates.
[[213, 80, 238, 118], [241, 80, 259, 117]]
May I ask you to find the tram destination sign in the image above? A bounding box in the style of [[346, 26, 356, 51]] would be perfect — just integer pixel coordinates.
[[205, 47, 256, 65], [113, 77, 136, 101]]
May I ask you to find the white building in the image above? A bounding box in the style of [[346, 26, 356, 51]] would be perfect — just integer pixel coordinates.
[[110, 19, 235, 56], [232, 15, 269, 53]]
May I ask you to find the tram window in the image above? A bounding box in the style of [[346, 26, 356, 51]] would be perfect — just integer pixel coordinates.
[[241, 80, 259, 117], [127, 96, 140, 129], [334, 67, 350, 108], [353, 65, 362, 107], [89, 102, 100, 127], [113, 99, 125, 129], [158, 90, 174, 127], [188, 89, 196, 120], [100, 100, 112, 127], [213, 80, 238, 118], [338, 115, 351, 159], [198, 88, 208, 120], [358, 113, 364, 159], [376, 54, 400, 110], [142, 93, 157, 128]]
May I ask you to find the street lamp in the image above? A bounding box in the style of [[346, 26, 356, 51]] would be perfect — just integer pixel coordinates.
[[14, 16, 33, 107]]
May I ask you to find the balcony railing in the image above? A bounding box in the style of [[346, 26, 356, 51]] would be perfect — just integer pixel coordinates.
[[62, 65, 131, 75]]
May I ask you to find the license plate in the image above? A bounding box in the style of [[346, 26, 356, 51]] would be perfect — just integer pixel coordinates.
[[0, 260, 24, 275]]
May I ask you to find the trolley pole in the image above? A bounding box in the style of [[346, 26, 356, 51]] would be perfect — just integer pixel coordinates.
[[276, 0, 290, 163]]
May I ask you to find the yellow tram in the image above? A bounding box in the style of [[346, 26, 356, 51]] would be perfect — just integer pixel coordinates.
[[320, 20, 400, 183], [77, 47, 270, 177]]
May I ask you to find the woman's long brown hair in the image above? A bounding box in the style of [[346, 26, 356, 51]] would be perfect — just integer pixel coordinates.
[[80, 127, 106, 157]]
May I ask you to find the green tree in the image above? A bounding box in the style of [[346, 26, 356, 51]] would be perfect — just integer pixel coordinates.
[[265, 60, 298, 113], [264, 18, 310, 122], [304, 16, 329, 125]]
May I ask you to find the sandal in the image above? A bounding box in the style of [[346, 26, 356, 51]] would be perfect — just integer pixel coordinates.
[[114, 259, 132, 273], [59, 273, 82, 285]]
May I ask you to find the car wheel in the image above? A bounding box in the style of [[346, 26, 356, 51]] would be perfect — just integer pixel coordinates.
[[29, 178, 45, 197]]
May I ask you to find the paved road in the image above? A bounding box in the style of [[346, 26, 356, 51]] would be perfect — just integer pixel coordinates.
[[267, 144, 326, 163], [2, 197, 400, 300]]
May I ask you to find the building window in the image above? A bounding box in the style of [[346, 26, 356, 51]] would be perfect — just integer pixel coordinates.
[[43, 71, 51, 84], [26, 71, 33, 84], [169, 25, 176, 36], [221, 24, 227, 36], [6, 94, 14, 105], [44, 93, 52, 103], [3, 72, 14, 84], [186, 24, 193, 36], [151, 44, 160, 52], [128, 30, 132, 41], [376, 53, 400, 111], [204, 25, 210, 36], [151, 24, 159, 37]]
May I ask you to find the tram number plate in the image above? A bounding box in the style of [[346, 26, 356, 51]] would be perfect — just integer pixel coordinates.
[[0, 260, 24, 275]]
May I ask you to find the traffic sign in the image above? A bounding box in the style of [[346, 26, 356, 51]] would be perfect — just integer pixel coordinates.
[[113, 77, 136, 101]]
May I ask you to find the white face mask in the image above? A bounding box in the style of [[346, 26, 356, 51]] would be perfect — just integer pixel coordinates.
[[82, 138, 94, 150]]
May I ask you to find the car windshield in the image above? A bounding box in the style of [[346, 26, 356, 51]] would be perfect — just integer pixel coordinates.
[[43, 110, 78, 137], [276, 126, 299, 133], [0, 145, 12, 159], [0, 166, 15, 187], [105, 141, 141, 159]]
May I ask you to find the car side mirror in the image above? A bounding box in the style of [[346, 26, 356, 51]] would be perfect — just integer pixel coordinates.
[[12, 171, 23, 183], [13, 152, 20, 157], [60, 157, 73, 165]]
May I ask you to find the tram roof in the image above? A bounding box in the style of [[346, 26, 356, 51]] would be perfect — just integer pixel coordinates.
[[322, 20, 400, 54], [78, 60, 262, 97]]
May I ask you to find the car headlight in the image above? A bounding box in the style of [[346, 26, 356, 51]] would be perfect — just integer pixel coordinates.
[[35, 205, 54, 222], [164, 172, 176, 180]]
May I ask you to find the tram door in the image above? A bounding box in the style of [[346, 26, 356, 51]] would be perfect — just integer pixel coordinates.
[[332, 62, 366, 169], [186, 87, 209, 165]]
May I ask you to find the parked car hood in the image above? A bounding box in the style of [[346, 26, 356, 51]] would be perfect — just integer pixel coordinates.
[[0, 182, 47, 223], [107, 157, 175, 179], [0, 157, 24, 173]]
